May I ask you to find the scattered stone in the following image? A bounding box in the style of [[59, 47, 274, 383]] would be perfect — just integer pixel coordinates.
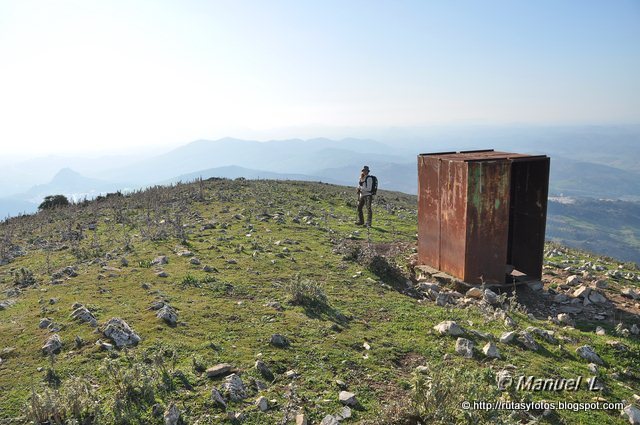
[[607, 340, 629, 352], [576, 345, 604, 365], [164, 403, 180, 425], [220, 374, 247, 401], [102, 317, 141, 347], [177, 250, 194, 257], [255, 360, 274, 381], [156, 271, 168, 278], [95, 339, 114, 351], [500, 331, 516, 343], [157, 305, 178, 326], [339, 390, 357, 406], [211, 388, 227, 409], [496, 370, 512, 390], [71, 305, 98, 327], [285, 370, 298, 379], [483, 289, 499, 305], [320, 415, 340, 425], [207, 363, 232, 378], [589, 291, 607, 304], [296, 413, 308, 425], [39, 318, 53, 329], [455, 337, 474, 358], [466, 287, 483, 299], [141, 282, 151, 290], [190, 257, 201, 265], [621, 288, 639, 300], [417, 282, 440, 293], [256, 396, 268, 411], [253, 379, 268, 391], [336, 406, 352, 420], [518, 331, 539, 351], [554, 294, 569, 303], [588, 363, 599, 374], [227, 412, 245, 421], [42, 334, 62, 355], [270, 333, 290, 348], [573, 286, 591, 299], [483, 342, 501, 359], [527, 327, 557, 344], [435, 292, 449, 306], [504, 316, 516, 328], [566, 275, 580, 285], [594, 279, 608, 289], [433, 321, 464, 336], [150, 301, 165, 310], [557, 313, 574, 326], [631, 324, 640, 336], [616, 323, 630, 337], [62, 266, 78, 277], [596, 326, 606, 336], [415, 366, 429, 374], [203, 265, 218, 273], [622, 404, 640, 425], [152, 256, 169, 265]]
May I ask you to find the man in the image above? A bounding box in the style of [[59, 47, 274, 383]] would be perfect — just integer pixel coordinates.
[[356, 165, 374, 227]]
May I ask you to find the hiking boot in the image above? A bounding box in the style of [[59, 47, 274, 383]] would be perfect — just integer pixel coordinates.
[[365, 222, 372, 228], [354, 221, 364, 225]]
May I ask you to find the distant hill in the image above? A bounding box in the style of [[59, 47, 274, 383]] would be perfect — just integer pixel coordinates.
[[546, 197, 640, 264], [162, 165, 340, 185], [549, 157, 640, 200], [19, 168, 123, 204]]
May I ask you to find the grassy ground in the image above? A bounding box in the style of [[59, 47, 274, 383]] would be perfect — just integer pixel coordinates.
[[0, 179, 638, 424]]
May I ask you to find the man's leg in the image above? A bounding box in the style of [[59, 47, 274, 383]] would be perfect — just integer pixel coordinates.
[[356, 196, 365, 224], [365, 195, 372, 227]]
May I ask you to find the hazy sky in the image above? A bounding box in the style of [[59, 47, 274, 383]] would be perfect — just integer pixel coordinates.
[[0, 0, 639, 154]]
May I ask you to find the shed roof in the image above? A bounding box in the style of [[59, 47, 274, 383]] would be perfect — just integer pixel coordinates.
[[418, 149, 547, 162]]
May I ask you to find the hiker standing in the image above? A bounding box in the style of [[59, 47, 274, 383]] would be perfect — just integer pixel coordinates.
[[356, 165, 377, 227]]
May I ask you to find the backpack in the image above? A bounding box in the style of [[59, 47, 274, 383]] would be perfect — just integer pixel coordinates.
[[367, 175, 378, 195]]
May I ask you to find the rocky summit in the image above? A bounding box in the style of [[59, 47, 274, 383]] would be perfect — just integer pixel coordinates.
[[0, 179, 639, 424]]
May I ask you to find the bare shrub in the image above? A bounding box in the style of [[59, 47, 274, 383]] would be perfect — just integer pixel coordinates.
[[285, 274, 327, 306]]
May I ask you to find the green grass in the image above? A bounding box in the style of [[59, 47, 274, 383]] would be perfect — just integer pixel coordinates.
[[0, 179, 638, 424]]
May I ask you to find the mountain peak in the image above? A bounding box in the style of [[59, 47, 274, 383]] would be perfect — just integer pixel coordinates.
[[51, 168, 84, 183]]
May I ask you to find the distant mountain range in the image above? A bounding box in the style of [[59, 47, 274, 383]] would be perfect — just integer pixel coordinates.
[[2, 127, 639, 263]]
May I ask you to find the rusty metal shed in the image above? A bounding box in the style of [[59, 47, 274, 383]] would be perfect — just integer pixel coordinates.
[[417, 149, 550, 285]]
